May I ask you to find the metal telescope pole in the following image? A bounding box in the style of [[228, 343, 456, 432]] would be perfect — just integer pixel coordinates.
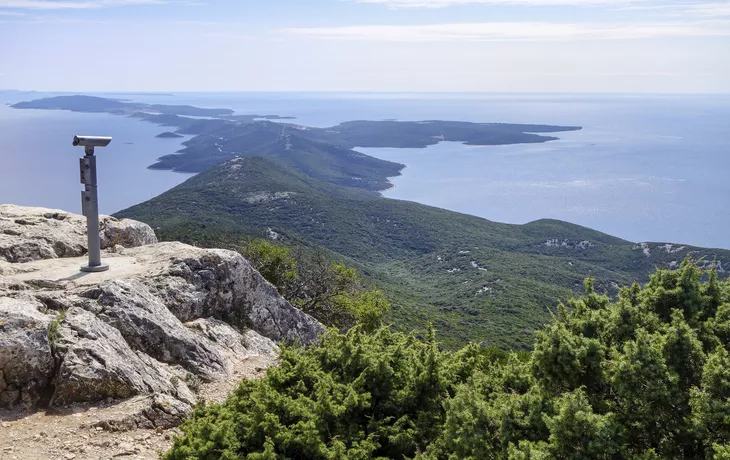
[[75, 136, 111, 272]]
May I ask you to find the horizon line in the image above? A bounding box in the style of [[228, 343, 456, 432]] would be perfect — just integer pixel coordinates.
[[3, 89, 730, 96]]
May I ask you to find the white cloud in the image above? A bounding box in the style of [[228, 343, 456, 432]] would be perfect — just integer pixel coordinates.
[[614, 2, 730, 16], [0, 0, 167, 9], [279, 20, 730, 42], [671, 2, 730, 16], [356, 0, 730, 14], [0, 9, 23, 14], [356, 0, 653, 8]]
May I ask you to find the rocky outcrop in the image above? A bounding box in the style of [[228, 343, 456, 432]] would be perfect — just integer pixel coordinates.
[[543, 239, 595, 250], [0, 296, 54, 408], [100, 217, 157, 249], [0, 205, 323, 413], [51, 307, 196, 407], [132, 243, 323, 343], [86, 279, 227, 380], [186, 317, 279, 361], [89, 393, 193, 432], [0, 204, 157, 263]]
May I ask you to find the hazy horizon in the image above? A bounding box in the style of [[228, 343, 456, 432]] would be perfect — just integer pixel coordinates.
[[4, 90, 730, 96], [2, 1, 729, 93]]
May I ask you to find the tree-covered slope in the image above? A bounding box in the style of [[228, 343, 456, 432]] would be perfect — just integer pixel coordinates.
[[294, 119, 582, 148], [165, 261, 730, 459], [149, 121, 404, 191], [116, 157, 730, 349]]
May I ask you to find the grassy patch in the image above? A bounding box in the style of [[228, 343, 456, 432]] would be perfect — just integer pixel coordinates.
[[47, 309, 67, 345]]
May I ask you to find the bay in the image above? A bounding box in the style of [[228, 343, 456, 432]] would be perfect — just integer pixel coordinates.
[[0, 91, 727, 249], [0, 93, 194, 215]]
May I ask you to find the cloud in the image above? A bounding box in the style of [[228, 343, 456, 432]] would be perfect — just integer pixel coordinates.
[[668, 2, 730, 16], [356, 0, 652, 8], [614, 2, 730, 16], [0, 0, 167, 9], [0, 9, 23, 14], [278, 20, 730, 42], [355, 0, 730, 14]]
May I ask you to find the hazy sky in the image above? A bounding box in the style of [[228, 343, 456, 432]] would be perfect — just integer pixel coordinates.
[[1, 0, 729, 92]]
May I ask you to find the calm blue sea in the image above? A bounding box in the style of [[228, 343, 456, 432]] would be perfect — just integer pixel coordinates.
[[1, 91, 728, 249]]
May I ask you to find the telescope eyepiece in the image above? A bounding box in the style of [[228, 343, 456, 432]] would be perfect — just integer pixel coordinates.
[[73, 135, 112, 148]]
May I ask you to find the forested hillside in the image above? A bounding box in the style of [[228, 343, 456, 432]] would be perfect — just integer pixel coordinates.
[[116, 157, 730, 349]]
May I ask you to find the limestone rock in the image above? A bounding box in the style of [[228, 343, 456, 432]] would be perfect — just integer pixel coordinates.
[[90, 393, 193, 432], [87, 279, 227, 380], [100, 216, 157, 249], [129, 243, 324, 344], [0, 296, 54, 408], [51, 307, 195, 406], [0, 205, 86, 263], [0, 205, 323, 412], [241, 329, 280, 358], [186, 317, 279, 359], [0, 204, 156, 263]]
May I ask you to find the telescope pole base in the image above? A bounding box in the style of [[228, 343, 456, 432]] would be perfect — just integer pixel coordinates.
[[81, 263, 109, 273]]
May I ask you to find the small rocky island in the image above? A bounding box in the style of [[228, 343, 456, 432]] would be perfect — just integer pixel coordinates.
[[155, 132, 183, 139]]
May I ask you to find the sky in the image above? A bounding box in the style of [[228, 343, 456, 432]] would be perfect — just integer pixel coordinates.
[[1, 0, 729, 92]]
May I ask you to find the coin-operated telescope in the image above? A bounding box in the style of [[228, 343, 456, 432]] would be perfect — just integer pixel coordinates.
[[73, 135, 112, 272]]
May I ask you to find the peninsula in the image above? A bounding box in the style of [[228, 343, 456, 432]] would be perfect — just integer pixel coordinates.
[[12, 95, 581, 192]]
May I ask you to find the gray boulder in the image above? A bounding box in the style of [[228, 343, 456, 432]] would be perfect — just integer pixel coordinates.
[[0, 296, 54, 408], [129, 243, 324, 344], [186, 317, 279, 359], [51, 307, 195, 407], [100, 216, 158, 249], [89, 393, 193, 432], [86, 279, 227, 380], [0, 204, 157, 263]]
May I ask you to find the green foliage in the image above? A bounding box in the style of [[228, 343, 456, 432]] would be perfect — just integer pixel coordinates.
[[334, 290, 391, 334], [240, 239, 390, 332], [165, 326, 451, 459], [166, 261, 730, 459], [47, 309, 67, 345], [117, 156, 730, 349], [240, 239, 298, 289]]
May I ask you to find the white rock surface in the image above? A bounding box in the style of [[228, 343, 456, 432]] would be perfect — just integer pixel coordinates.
[[88, 279, 227, 380], [51, 307, 196, 407], [0, 204, 157, 263], [0, 205, 323, 412], [0, 296, 54, 408]]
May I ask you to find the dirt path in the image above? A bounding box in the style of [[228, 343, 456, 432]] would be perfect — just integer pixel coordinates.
[[0, 355, 271, 460]]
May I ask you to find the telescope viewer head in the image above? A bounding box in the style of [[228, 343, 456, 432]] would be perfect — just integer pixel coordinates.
[[73, 135, 112, 148]]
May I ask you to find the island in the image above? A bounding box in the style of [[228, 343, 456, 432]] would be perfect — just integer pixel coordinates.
[[11, 95, 233, 117], [12, 95, 582, 192], [155, 132, 184, 139]]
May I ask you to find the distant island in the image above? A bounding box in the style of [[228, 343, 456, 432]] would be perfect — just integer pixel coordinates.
[[12, 95, 582, 191], [100, 92, 175, 97], [156, 131, 184, 139], [11, 95, 233, 117]]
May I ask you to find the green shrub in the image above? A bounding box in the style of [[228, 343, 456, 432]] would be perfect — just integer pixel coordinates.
[[165, 260, 730, 459], [240, 239, 390, 331]]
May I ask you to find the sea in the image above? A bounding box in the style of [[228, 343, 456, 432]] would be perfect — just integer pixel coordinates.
[[1, 91, 728, 250]]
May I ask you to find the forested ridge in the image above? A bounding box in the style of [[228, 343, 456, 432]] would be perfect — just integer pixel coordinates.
[[118, 157, 730, 350], [165, 259, 730, 459]]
